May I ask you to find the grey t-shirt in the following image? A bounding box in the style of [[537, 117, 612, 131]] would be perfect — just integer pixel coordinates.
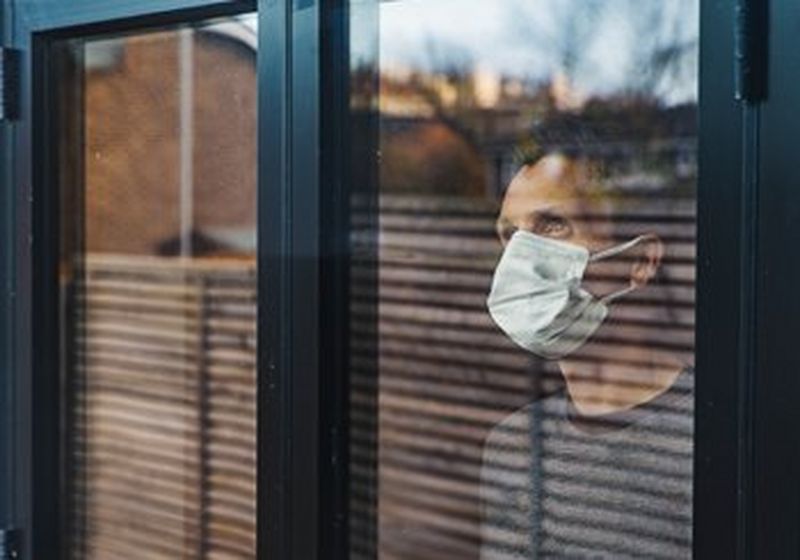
[[480, 369, 693, 559]]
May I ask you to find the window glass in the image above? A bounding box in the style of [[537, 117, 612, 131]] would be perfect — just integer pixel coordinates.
[[57, 15, 259, 558], [349, 1, 698, 557]]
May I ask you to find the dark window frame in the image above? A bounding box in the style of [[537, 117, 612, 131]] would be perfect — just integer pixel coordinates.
[[0, 0, 759, 558], [0, 0, 327, 558], [753, 0, 800, 556], [693, 0, 755, 557]]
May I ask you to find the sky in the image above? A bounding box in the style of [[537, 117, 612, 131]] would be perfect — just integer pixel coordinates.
[[352, 0, 699, 104]]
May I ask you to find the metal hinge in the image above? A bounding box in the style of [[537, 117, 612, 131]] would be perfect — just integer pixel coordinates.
[[0, 528, 21, 560], [0, 48, 20, 121], [735, 0, 768, 103]]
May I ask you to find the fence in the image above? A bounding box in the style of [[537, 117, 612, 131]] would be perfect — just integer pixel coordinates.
[[66, 194, 696, 559], [351, 194, 697, 560], [68, 255, 257, 559]]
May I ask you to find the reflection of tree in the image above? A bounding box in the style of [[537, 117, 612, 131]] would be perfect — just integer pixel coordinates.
[[371, 1, 698, 199], [351, 63, 378, 110], [511, 0, 604, 82], [624, 0, 698, 98], [378, 40, 489, 197], [421, 37, 478, 112], [380, 120, 486, 197], [511, 0, 698, 100], [532, 98, 697, 194]]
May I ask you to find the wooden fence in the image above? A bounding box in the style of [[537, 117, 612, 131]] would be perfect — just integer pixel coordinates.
[[350, 194, 697, 560], [68, 256, 257, 559], [65, 194, 695, 560]]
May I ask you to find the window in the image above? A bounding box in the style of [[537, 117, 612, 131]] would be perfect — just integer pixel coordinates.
[[348, 2, 699, 557], [55, 15, 259, 557]]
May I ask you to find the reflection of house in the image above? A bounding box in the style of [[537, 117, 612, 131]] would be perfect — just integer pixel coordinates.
[[376, 71, 697, 200], [526, 104, 698, 185], [81, 22, 257, 256], [378, 72, 541, 199]]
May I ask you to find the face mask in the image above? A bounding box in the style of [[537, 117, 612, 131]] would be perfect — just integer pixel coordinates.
[[486, 230, 649, 360]]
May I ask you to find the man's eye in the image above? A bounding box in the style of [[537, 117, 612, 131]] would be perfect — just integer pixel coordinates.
[[533, 214, 571, 237], [499, 225, 518, 243]]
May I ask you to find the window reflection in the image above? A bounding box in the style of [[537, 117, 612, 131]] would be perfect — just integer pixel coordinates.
[[350, 1, 697, 558], [59, 15, 258, 558]]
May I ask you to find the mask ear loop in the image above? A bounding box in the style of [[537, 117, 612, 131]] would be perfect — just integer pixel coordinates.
[[599, 284, 636, 305], [588, 234, 655, 263], [589, 234, 657, 304]]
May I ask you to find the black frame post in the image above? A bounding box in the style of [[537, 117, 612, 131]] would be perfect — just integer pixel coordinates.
[[693, 0, 749, 558], [752, 0, 800, 555], [319, 0, 353, 557], [0, 0, 14, 534], [258, 0, 323, 558]]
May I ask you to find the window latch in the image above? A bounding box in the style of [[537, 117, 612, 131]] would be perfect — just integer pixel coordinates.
[[0, 528, 21, 560], [0, 48, 20, 121]]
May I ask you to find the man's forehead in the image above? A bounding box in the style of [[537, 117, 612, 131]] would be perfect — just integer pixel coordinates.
[[500, 155, 616, 214], [500, 183, 613, 216]]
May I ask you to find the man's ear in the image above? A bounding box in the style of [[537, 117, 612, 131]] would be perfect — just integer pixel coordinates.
[[630, 235, 664, 288]]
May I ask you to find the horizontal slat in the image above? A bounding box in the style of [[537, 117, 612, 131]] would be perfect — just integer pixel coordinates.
[[67, 193, 697, 559]]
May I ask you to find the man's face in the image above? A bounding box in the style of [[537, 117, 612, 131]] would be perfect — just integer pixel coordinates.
[[496, 155, 617, 296], [494, 154, 677, 373]]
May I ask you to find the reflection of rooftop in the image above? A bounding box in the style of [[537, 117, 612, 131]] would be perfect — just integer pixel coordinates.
[[203, 19, 257, 52], [376, 74, 698, 199], [157, 228, 256, 256], [85, 19, 256, 71]]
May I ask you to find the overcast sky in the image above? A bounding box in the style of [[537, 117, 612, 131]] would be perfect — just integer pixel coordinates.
[[352, 0, 699, 104]]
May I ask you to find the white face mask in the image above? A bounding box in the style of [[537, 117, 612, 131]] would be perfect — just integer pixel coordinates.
[[487, 230, 649, 360]]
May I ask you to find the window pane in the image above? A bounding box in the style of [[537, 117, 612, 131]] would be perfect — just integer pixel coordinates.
[[57, 15, 259, 558], [349, 1, 698, 558]]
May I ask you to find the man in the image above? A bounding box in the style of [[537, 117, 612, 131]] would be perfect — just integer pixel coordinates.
[[480, 153, 693, 559]]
